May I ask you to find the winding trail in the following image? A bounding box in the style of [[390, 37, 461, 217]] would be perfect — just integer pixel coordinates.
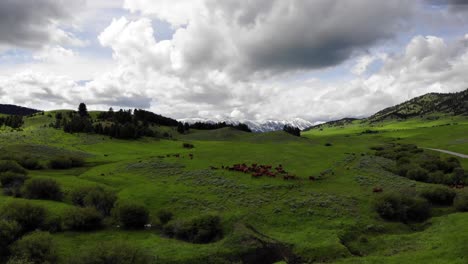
[[425, 148, 468, 159]]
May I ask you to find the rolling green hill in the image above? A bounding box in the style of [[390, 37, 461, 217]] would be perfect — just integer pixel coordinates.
[[307, 89, 468, 131], [0, 94, 467, 264]]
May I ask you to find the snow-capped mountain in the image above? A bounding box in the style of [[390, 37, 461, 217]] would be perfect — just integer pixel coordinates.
[[178, 117, 316, 133]]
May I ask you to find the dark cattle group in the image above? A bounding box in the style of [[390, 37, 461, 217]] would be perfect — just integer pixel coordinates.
[[224, 163, 303, 181]]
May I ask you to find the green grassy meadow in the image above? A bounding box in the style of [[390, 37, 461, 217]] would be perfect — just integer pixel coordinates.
[[0, 112, 467, 263]]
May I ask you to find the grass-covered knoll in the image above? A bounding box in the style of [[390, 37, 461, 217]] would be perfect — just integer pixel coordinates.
[[0, 106, 466, 263]]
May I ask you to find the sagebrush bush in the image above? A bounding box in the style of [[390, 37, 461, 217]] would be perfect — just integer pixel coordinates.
[[63, 207, 103, 231], [407, 168, 429, 182], [164, 215, 223, 244], [17, 157, 41, 170], [70, 186, 117, 216], [48, 156, 84, 169], [420, 187, 456, 206], [0, 220, 21, 259], [375, 192, 431, 223], [0, 172, 28, 197], [157, 209, 173, 225], [0, 201, 47, 232], [9, 231, 57, 264], [0, 172, 28, 188], [113, 202, 149, 229], [454, 191, 468, 212], [22, 178, 63, 201], [0, 160, 27, 175], [70, 241, 153, 264]]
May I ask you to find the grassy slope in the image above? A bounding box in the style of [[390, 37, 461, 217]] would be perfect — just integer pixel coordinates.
[[0, 112, 466, 263]]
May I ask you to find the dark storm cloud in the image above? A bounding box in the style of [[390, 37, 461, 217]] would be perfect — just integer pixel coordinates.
[[0, 0, 82, 49], [240, 0, 414, 72], [173, 0, 416, 76]]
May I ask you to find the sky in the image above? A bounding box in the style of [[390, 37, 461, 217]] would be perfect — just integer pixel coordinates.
[[0, 0, 467, 122]]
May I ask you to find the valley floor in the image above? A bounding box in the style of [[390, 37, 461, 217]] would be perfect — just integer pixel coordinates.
[[0, 113, 467, 263]]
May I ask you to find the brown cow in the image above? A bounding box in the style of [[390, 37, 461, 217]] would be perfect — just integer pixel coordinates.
[[373, 187, 383, 193]]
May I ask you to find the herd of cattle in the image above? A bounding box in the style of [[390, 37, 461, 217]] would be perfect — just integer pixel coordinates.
[[219, 163, 318, 181]]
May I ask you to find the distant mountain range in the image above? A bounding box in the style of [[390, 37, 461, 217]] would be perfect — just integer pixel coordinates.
[[178, 118, 317, 133], [0, 104, 41, 116], [306, 88, 468, 130]]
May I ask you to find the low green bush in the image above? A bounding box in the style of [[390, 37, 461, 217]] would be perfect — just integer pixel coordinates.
[[16, 157, 41, 170], [0, 220, 21, 260], [407, 168, 429, 182], [22, 178, 63, 201], [0, 172, 28, 197], [0, 160, 27, 175], [0, 201, 47, 233], [375, 192, 431, 223], [157, 209, 174, 225], [420, 187, 456, 206], [454, 191, 468, 212], [0, 172, 28, 188], [164, 215, 223, 244], [70, 241, 153, 264], [48, 156, 84, 169], [70, 186, 117, 216], [9, 231, 57, 264], [113, 202, 149, 229], [63, 207, 103, 231]]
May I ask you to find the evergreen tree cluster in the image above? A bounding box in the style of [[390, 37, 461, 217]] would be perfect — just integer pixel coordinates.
[[0, 115, 24, 129], [283, 125, 301, 137], [189, 122, 252, 132], [58, 104, 182, 139], [177, 122, 190, 134]]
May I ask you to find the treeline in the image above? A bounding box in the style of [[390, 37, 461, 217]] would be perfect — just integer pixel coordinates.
[[0, 104, 41, 116], [283, 125, 301, 137], [98, 108, 179, 127], [188, 122, 252, 132], [57, 104, 159, 139], [56, 103, 253, 138], [0, 115, 24, 129]]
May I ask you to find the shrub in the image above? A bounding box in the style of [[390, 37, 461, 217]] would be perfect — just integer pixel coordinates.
[[9, 231, 57, 264], [164, 215, 223, 244], [454, 191, 468, 212], [70, 241, 153, 264], [0, 201, 46, 232], [22, 178, 62, 201], [405, 198, 432, 222], [375, 192, 431, 223], [63, 207, 103, 231], [182, 143, 194, 149], [48, 157, 71, 169], [0, 172, 28, 197], [0, 172, 28, 188], [113, 202, 149, 229], [427, 171, 445, 184], [420, 187, 456, 206], [0, 220, 21, 259], [70, 186, 117, 216], [83, 187, 117, 216], [157, 209, 173, 225], [42, 215, 63, 233], [0, 160, 27, 175], [48, 156, 84, 169], [17, 158, 41, 170], [407, 168, 429, 182]]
